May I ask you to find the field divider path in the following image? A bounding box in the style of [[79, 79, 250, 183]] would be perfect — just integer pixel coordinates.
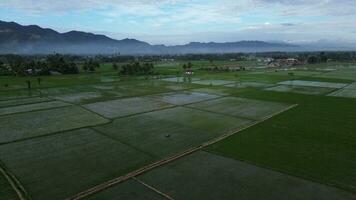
[[132, 177, 175, 200], [53, 94, 175, 121], [0, 162, 31, 200], [0, 93, 215, 146], [91, 128, 158, 159], [0, 104, 72, 118], [185, 106, 257, 121], [153, 96, 226, 110], [0, 96, 113, 146], [325, 82, 353, 96], [66, 103, 298, 200], [45, 96, 113, 121], [0, 98, 53, 109]]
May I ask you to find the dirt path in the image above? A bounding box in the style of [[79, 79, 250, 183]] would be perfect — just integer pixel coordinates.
[[132, 177, 175, 200], [66, 104, 298, 200], [0, 164, 30, 200]]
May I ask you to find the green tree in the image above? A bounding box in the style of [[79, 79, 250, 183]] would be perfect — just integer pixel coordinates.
[[187, 62, 193, 69], [307, 56, 318, 64], [119, 62, 154, 75], [83, 59, 100, 73], [112, 63, 119, 70], [182, 64, 187, 71], [0, 61, 11, 75], [320, 52, 328, 63]]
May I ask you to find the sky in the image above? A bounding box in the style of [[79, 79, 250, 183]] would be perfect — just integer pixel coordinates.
[[1, 0, 356, 45]]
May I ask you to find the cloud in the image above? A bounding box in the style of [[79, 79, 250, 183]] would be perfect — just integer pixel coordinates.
[[280, 23, 297, 26], [0, 0, 186, 13], [254, 0, 356, 16], [2, 0, 355, 19], [1, 0, 356, 44]]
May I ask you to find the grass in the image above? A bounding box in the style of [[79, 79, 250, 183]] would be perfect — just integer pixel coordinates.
[[0, 106, 109, 144], [138, 151, 356, 200], [95, 106, 252, 158], [208, 89, 356, 193], [0, 128, 154, 200]]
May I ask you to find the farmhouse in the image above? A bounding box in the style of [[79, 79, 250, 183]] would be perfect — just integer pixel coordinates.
[[185, 69, 194, 75]]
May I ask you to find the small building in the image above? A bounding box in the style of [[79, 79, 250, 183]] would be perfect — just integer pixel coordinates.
[[268, 58, 304, 68], [185, 69, 194, 75]]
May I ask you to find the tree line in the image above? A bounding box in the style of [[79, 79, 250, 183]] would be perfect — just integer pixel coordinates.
[[113, 62, 154, 75], [0, 54, 79, 76], [257, 52, 356, 64]]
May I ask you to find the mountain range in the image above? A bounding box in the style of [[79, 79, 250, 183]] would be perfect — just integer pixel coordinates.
[[0, 20, 349, 55]]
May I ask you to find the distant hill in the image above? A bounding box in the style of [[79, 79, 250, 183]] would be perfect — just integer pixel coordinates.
[[0, 20, 300, 55], [168, 41, 298, 54]]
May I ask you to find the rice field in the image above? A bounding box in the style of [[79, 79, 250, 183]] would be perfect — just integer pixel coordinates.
[[209, 90, 356, 193], [192, 79, 235, 86], [0, 172, 18, 200], [345, 83, 356, 89], [1, 62, 356, 200], [316, 69, 356, 81], [161, 77, 199, 83], [39, 85, 92, 96], [328, 88, 356, 98], [150, 91, 220, 105], [225, 81, 273, 88], [84, 97, 173, 119], [0, 129, 154, 200], [278, 80, 347, 89], [0, 101, 70, 116], [0, 97, 51, 108], [137, 151, 356, 200], [53, 92, 102, 103], [328, 82, 356, 99], [0, 106, 109, 144], [189, 87, 230, 96], [0, 90, 38, 101], [265, 85, 334, 95], [91, 85, 114, 90], [95, 107, 252, 158], [188, 97, 291, 120], [267, 70, 324, 76], [84, 179, 166, 200]]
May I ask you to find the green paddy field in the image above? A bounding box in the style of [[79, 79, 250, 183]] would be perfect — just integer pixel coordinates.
[[1, 61, 356, 200]]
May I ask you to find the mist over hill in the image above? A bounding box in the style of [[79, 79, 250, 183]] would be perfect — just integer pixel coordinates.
[[1, 20, 352, 55]]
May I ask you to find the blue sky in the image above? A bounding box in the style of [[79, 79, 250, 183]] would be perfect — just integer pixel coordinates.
[[1, 0, 356, 45]]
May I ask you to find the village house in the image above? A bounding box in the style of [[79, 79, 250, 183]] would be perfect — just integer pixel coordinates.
[[268, 58, 304, 68]]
